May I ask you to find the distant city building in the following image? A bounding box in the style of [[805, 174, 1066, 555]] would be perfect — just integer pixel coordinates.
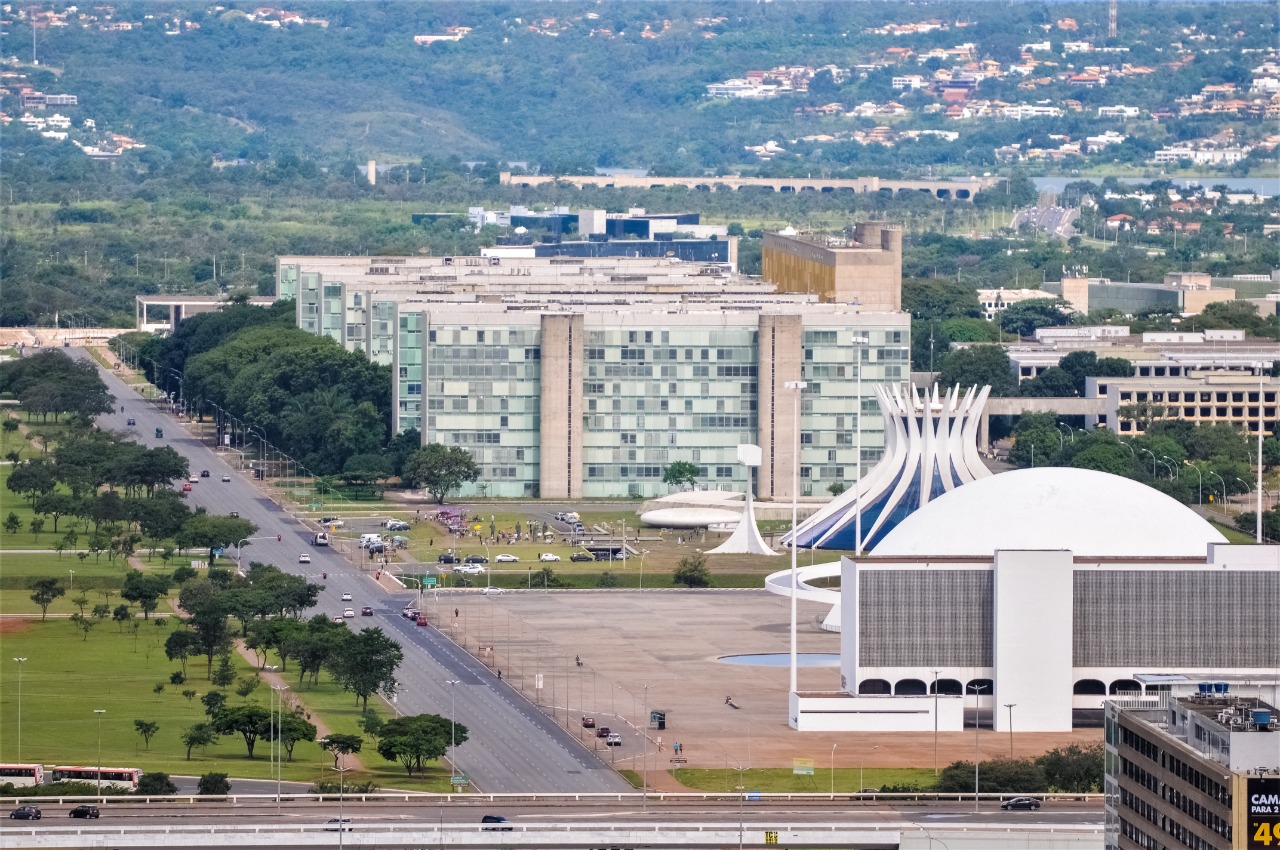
[[761, 223, 903, 311], [276, 252, 910, 500]]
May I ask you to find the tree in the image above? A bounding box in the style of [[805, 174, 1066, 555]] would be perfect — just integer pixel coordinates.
[[197, 772, 231, 795], [938, 346, 1018, 397], [113, 604, 133, 631], [321, 733, 365, 768], [672, 552, 711, 588], [6, 458, 57, 508], [136, 772, 179, 795], [176, 514, 258, 564], [402, 443, 480, 503], [661, 461, 700, 490], [212, 652, 238, 688], [998, 298, 1072, 337], [70, 612, 96, 641], [165, 630, 199, 676], [327, 628, 404, 712], [936, 758, 1047, 794], [340, 453, 393, 490], [122, 571, 171, 620], [212, 705, 273, 758], [376, 714, 467, 776], [357, 709, 384, 744], [201, 690, 228, 719], [134, 719, 160, 750], [30, 578, 65, 620], [29, 517, 45, 539], [278, 712, 318, 761], [179, 579, 232, 678], [4, 512, 20, 534], [181, 723, 220, 760], [1036, 743, 1104, 793], [235, 675, 262, 700], [1018, 366, 1078, 398]]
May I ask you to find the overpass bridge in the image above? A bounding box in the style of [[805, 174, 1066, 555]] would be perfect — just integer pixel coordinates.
[[500, 172, 996, 200], [981, 397, 1108, 451]]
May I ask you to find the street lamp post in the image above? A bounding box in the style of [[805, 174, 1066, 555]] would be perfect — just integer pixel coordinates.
[[783, 380, 807, 697], [1139, 447, 1157, 477], [642, 683, 652, 813], [1188, 462, 1203, 506], [446, 679, 460, 762], [640, 549, 649, 592], [932, 669, 941, 776], [1210, 470, 1227, 513], [13, 657, 27, 762], [272, 684, 288, 814], [1004, 703, 1016, 759], [1255, 363, 1267, 543], [69, 570, 75, 590], [969, 683, 988, 812], [93, 709, 106, 795], [1162, 457, 1179, 480], [330, 754, 351, 850], [830, 744, 838, 796], [859, 745, 880, 795]]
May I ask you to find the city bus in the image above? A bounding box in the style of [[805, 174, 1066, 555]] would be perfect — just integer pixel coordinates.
[[0, 764, 45, 787], [50, 766, 142, 790]]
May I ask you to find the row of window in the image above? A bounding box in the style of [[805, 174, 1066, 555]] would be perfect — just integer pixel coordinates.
[[1118, 390, 1278, 404]]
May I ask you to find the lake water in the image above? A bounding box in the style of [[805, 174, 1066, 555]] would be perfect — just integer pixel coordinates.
[[1034, 175, 1279, 196]]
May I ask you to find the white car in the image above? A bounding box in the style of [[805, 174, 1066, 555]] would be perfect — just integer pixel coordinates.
[[320, 517, 344, 528], [481, 586, 506, 595], [494, 553, 520, 563], [343, 608, 355, 618], [221, 474, 231, 482], [454, 564, 486, 576], [298, 554, 311, 564], [341, 592, 352, 602], [539, 553, 561, 562], [188, 476, 198, 483]]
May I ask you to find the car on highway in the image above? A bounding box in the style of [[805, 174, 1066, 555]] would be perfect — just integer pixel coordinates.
[[298, 554, 311, 564], [221, 474, 231, 482], [463, 555, 489, 564], [200, 470, 210, 478], [481, 815, 512, 832], [415, 613, 429, 627], [9, 806, 41, 820], [606, 732, 622, 746], [581, 716, 596, 728], [181, 483, 192, 492], [68, 805, 99, 819], [341, 592, 352, 601], [320, 517, 344, 528], [230, 511, 239, 518], [494, 553, 519, 562], [324, 817, 353, 831], [1001, 796, 1042, 811], [569, 552, 594, 562], [539, 553, 561, 562], [455, 564, 486, 576], [402, 608, 419, 620], [343, 608, 356, 618], [126, 418, 136, 426], [595, 726, 611, 738], [361, 606, 374, 616], [331, 615, 344, 624], [481, 586, 506, 595], [188, 475, 198, 483]]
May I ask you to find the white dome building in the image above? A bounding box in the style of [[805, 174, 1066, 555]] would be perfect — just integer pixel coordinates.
[[786, 468, 1280, 734]]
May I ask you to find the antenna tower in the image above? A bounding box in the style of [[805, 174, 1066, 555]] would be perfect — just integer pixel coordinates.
[[1108, 0, 1117, 38]]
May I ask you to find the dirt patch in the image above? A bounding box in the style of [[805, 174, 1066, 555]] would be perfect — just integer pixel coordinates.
[[0, 618, 33, 634]]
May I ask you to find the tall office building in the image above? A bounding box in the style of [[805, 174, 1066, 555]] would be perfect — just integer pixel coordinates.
[[278, 253, 910, 500]]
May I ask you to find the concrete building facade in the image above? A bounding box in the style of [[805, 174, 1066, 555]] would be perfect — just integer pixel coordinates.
[[761, 223, 903, 310], [278, 255, 909, 500]]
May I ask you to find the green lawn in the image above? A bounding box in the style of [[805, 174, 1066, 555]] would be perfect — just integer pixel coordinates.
[[669, 767, 938, 793], [1210, 520, 1258, 544], [0, 618, 447, 786]]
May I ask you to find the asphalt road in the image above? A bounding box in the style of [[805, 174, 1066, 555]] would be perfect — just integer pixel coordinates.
[[1011, 204, 1078, 239], [80, 351, 631, 795]]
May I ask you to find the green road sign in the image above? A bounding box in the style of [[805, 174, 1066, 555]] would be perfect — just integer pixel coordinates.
[[425, 576, 438, 587], [450, 775, 469, 785]]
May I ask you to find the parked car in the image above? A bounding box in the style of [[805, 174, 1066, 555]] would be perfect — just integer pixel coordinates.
[[539, 553, 561, 562], [385, 519, 411, 531], [581, 716, 596, 728], [569, 552, 595, 562], [324, 817, 353, 831], [341, 592, 352, 601], [200, 470, 210, 478], [494, 553, 520, 563], [595, 726, 611, 738], [606, 732, 622, 746], [320, 517, 344, 528], [455, 564, 486, 576], [481, 815, 512, 832], [298, 554, 311, 564], [438, 554, 459, 564], [464, 555, 488, 564], [1001, 797, 1042, 811], [221, 474, 231, 482], [126, 418, 136, 426], [361, 606, 374, 616], [343, 608, 356, 618], [68, 805, 99, 819], [481, 586, 506, 595], [9, 806, 41, 820]]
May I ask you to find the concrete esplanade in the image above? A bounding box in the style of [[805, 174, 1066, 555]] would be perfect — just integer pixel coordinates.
[[501, 172, 995, 200]]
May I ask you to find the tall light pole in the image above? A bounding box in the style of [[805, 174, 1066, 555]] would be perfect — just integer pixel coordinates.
[[784, 379, 807, 696], [446, 680, 460, 760], [1210, 470, 1227, 513], [1138, 447, 1157, 477], [1188, 462, 1203, 506], [1161, 456, 1179, 480], [641, 682, 652, 813], [1255, 363, 1266, 543], [932, 669, 941, 775], [969, 683, 988, 811], [1004, 703, 1016, 759], [330, 752, 351, 850], [13, 658, 27, 762], [272, 684, 288, 814], [852, 335, 870, 556], [830, 743, 838, 796], [859, 744, 880, 794], [93, 709, 106, 794]]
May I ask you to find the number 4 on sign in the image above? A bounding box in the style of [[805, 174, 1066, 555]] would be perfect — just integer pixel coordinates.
[[1256, 822, 1275, 846]]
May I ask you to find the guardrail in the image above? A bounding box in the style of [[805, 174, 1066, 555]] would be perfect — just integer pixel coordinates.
[[0, 791, 1104, 806]]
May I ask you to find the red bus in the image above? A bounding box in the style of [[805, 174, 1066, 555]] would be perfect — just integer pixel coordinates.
[[0, 764, 44, 787], [50, 766, 142, 790]]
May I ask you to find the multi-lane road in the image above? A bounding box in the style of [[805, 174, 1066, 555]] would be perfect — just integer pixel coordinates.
[[83, 351, 630, 794]]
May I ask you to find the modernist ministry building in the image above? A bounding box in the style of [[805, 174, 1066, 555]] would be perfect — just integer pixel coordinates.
[[276, 228, 908, 500]]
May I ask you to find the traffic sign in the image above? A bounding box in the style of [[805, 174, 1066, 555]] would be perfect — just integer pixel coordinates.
[[425, 576, 437, 587], [450, 775, 469, 786]]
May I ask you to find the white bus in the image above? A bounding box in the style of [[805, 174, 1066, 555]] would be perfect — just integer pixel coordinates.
[[0, 764, 44, 787], [50, 766, 142, 790]]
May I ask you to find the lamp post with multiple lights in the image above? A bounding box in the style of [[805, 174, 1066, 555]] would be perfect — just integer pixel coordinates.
[[784, 380, 807, 697]]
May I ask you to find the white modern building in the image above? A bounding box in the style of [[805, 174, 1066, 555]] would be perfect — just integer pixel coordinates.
[[786, 467, 1280, 733]]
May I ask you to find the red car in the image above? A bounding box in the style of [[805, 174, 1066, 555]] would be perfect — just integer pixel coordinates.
[[181, 483, 192, 492], [415, 613, 429, 627]]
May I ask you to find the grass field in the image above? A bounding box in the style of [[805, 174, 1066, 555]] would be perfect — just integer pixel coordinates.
[[0, 618, 450, 787]]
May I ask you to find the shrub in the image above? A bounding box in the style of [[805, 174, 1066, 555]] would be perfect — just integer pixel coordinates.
[[197, 772, 231, 795], [169, 671, 186, 685], [596, 571, 621, 588], [136, 772, 178, 796], [672, 553, 711, 588]]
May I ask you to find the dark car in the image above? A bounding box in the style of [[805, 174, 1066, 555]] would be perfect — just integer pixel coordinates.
[[361, 606, 374, 616], [569, 552, 595, 562], [200, 469, 210, 478], [438, 554, 459, 564], [324, 817, 353, 831], [463, 555, 488, 564], [1001, 796, 1042, 811], [481, 815, 513, 831], [126, 418, 136, 426], [9, 805, 41, 820], [595, 726, 611, 738], [69, 805, 99, 819], [581, 715, 596, 728]]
